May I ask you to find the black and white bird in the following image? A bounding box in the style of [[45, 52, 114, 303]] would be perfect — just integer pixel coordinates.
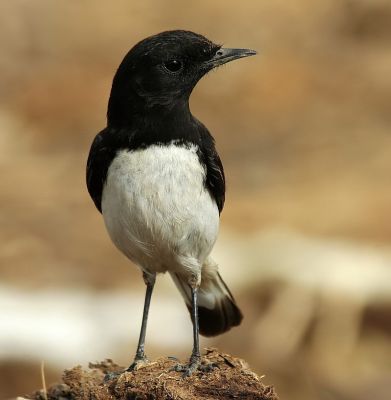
[[86, 30, 256, 376]]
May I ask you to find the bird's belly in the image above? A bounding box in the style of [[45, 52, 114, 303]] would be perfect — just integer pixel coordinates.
[[101, 143, 220, 274]]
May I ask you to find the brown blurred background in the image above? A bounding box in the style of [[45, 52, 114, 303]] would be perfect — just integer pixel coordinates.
[[1, 0, 391, 399]]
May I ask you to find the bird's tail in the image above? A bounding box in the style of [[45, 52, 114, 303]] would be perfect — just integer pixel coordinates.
[[170, 258, 243, 337]]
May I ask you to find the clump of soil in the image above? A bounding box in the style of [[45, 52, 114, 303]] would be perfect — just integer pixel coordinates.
[[28, 349, 277, 400]]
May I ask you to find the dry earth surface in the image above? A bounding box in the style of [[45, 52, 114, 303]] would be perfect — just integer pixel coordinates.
[[27, 350, 277, 400]]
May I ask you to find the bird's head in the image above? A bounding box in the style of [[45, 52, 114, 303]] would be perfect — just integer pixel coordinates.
[[108, 30, 256, 126]]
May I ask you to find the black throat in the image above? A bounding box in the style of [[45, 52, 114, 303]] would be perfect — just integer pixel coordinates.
[[107, 90, 201, 149]]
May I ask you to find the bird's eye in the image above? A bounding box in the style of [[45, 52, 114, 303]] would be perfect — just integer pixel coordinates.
[[163, 59, 183, 73]]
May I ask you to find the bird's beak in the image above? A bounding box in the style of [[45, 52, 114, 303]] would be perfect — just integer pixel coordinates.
[[205, 47, 257, 69]]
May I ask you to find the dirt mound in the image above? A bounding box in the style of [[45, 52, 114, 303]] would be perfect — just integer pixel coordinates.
[[27, 349, 277, 400]]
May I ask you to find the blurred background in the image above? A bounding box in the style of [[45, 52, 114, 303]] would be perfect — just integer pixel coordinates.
[[1, 0, 391, 399]]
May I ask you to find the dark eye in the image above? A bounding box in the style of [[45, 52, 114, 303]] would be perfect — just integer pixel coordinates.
[[163, 59, 183, 73]]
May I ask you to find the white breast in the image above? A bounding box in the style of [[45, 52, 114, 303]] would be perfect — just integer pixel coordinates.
[[101, 143, 220, 276]]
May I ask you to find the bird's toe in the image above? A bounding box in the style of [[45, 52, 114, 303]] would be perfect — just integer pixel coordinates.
[[103, 370, 124, 382], [127, 357, 149, 372], [171, 358, 218, 377]]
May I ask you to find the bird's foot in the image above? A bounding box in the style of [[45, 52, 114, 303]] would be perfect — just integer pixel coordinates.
[[103, 370, 123, 382], [171, 355, 218, 377], [104, 357, 151, 381], [127, 356, 149, 372]]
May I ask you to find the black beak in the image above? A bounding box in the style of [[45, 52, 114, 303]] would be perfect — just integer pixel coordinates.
[[205, 47, 257, 69]]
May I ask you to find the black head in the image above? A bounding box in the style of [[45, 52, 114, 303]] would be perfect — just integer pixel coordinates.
[[107, 30, 256, 126]]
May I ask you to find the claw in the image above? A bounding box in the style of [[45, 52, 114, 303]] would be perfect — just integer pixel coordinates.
[[103, 370, 123, 382], [171, 359, 218, 377], [199, 361, 219, 372], [127, 357, 149, 371]]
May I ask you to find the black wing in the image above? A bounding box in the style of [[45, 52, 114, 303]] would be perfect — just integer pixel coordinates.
[[198, 129, 226, 214], [86, 128, 117, 213]]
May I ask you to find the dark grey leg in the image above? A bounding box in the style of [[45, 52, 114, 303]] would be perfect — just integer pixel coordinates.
[[172, 286, 203, 377], [189, 286, 201, 365], [127, 272, 156, 371]]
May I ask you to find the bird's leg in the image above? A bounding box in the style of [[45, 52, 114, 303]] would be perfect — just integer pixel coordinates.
[[172, 285, 200, 376], [188, 285, 201, 372], [127, 271, 156, 371], [173, 282, 218, 377], [171, 276, 219, 377]]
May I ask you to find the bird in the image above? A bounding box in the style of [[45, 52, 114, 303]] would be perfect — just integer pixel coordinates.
[[86, 30, 256, 376]]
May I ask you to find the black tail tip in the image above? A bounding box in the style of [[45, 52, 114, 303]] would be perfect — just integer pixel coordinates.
[[198, 297, 243, 337]]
